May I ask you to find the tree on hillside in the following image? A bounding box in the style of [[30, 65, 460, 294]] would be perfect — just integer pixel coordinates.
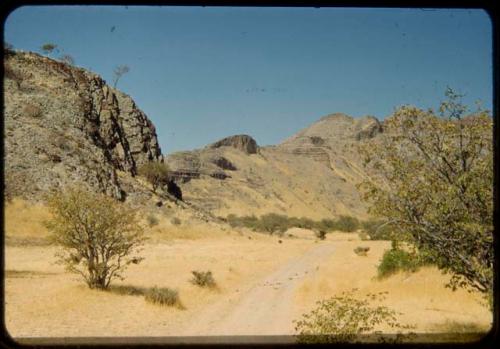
[[359, 88, 493, 297], [40, 43, 58, 57], [138, 161, 170, 193], [45, 186, 145, 289], [112, 64, 130, 88], [59, 54, 75, 65]]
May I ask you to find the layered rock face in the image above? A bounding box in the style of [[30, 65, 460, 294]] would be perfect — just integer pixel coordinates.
[[162, 114, 383, 219], [163, 136, 248, 183], [208, 134, 258, 154], [4, 50, 161, 200]]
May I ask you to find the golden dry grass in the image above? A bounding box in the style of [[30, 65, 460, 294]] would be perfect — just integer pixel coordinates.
[[4, 201, 492, 342], [293, 236, 492, 336]]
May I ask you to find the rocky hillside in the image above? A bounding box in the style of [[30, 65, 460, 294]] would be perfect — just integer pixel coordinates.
[[4, 50, 161, 201], [3, 49, 384, 221], [163, 114, 384, 220]]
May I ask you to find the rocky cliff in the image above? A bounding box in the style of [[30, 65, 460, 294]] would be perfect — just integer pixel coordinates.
[[162, 114, 384, 220], [4, 50, 161, 201]]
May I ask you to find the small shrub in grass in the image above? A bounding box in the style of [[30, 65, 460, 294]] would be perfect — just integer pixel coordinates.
[[147, 214, 159, 227], [315, 230, 327, 240], [190, 270, 216, 288], [145, 286, 179, 306], [354, 246, 370, 256], [170, 217, 181, 225], [377, 246, 422, 278]]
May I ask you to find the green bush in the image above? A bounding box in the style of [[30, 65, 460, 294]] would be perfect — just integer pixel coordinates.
[[294, 291, 413, 343], [190, 270, 216, 288], [145, 286, 179, 306], [377, 246, 423, 278], [225, 214, 364, 235], [335, 215, 360, 232]]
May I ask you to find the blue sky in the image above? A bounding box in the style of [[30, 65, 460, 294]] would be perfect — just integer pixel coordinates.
[[4, 6, 492, 154]]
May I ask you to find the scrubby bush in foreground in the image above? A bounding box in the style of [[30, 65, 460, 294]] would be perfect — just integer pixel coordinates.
[[190, 270, 216, 288], [45, 186, 145, 289], [377, 244, 426, 278], [145, 286, 179, 306], [294, 291, 413, 343]]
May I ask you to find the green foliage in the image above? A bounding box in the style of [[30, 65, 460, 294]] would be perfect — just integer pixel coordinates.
[[138, 161, 170, 193], [359, 89, 493, 295], [335, 215, 360, 232], [190, 270, 216, 288], [377, 247, 424, 278], [145, 286, 179, 306], [226, 214, 364, 235], [44, 186, 145, 289], [294, 291, 413, 343], [112, 64, 130, 88], [41, 43, 58, 56]]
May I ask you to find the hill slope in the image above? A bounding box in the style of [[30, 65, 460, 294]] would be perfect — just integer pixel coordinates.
[[163, 114, 383, 220]]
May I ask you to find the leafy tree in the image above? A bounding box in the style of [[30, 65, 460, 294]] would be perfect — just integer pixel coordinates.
[[41, 43, 58, 56], [112, 64, 130, 88], [45, 186, 145, 289], [59, 54, 75, 65], [138, 161, 170, 193], [359, 88, 493, 295]]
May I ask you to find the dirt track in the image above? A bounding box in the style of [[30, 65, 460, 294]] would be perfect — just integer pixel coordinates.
[[176, 243, 336, 336]]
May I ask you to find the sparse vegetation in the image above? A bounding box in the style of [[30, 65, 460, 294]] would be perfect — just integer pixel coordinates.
[[147, 214, 159, 227], [294, 291, 414, 343], [360, 89, 493, 296], [360, 219, 394, 240], [190, 270, 216, 288], [40, 43, 58, 56], [59, 54, 75, 65], [377, 243, 427, 278], [354, 246, 370, 256], [112, 64, 130, 88], [170, 217, 181, 225], [145, 286, 180, 306], [226, 213, 363, 235], [44, 186, 145, 289], [315, 230, 327, 240], [138, 161, 170, 193]]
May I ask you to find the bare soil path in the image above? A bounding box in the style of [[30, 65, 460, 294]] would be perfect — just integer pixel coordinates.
[[176, 242, 336, 337]]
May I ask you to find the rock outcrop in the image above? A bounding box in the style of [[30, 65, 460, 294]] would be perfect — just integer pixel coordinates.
[[208, 135, 258, 154], [4, 50, 161, 200]]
